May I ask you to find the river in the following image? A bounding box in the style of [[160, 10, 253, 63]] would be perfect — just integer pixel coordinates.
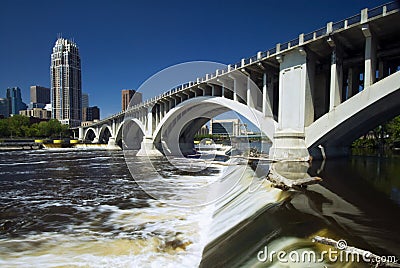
[[0, 148, 399, 267]]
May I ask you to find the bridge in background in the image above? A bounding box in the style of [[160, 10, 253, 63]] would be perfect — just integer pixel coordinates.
[[74, 2, 400, 160]]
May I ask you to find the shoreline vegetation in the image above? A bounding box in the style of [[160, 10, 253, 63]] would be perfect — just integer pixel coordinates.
[[351, 115, 400, 150], [0, 115, 69, 139]]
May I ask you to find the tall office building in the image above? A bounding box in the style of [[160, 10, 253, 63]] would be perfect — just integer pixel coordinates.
[[122, 89, 142, 111], [0, 98, 9, 118], [30, 85, 50, 104], [6, 87, 27, 115], [82, 106, 100, 122], [82, 93, 89, 108], [51, 37, 82, 127]]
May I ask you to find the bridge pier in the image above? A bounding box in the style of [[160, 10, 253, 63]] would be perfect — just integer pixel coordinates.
[[78, 127, 84, 141], [270, 132, 310, 161], [137, 138, 163, 156], [107, 137, 120, 150], [269, 48, 313, 161]]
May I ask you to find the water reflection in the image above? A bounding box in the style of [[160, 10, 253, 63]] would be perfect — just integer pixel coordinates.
[[201, 152, 400, 267]]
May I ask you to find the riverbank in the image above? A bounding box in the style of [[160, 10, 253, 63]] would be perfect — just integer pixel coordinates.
[[0, 139, 121, 151], [0, 142, 43, 151]]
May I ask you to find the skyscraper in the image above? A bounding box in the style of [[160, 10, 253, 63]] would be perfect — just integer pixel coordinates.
[[0, 98, 9, 118], [82, 106, 100, 122], [82, 93, 89, 108], [51, 38, 82, 127], [30, 85, 50, 104], [6, 87, 27, 115], [121, 89, 142, 111]]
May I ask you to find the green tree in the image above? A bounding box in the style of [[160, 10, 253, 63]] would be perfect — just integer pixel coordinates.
[[0, 119, 10, 138], [7, 115, 30, 137], [386, 116, 400, 143], [27, 123, 40, 137], [0, 116, 71, 139]]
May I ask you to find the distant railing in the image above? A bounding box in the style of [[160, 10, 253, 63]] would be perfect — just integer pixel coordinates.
[[332, 19, 345, 31], [347, 14, 361, 26]]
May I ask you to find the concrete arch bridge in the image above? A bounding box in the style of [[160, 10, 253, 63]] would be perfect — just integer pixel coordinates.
[[75, 3, 400, 160]]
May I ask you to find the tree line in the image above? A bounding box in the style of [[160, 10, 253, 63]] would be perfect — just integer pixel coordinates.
[[352, 115, 400, 148], [0, 115, 69, 139]]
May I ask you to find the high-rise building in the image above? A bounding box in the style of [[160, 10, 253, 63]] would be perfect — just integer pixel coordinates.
[[30, 85, 50, 104], [51, 38, 82, 127], [6, 87, 27, 115], [82, 106, 100, 122], [121, 89, 142, 111], [82, 93, 89, 108], [0, 98, 9, 118]]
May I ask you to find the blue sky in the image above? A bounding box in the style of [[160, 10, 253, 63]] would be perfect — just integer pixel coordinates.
[[0, 0, 389, 118]]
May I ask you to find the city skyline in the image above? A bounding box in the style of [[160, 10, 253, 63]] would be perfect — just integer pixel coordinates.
[[0, 0, 389, 118]]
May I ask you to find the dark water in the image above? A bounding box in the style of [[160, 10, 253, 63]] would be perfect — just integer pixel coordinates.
[[0, 149, 219, 267], [0, 148, 399, 267]]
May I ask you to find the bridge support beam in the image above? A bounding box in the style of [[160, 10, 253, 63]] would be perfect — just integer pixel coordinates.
[[136, 105, 162, 156], [78, 127, 84, 141], [347, 66, 360, 98], [329, 44, 343, 110], [362, 24, 377, 89], [269, 48, 313, 161]]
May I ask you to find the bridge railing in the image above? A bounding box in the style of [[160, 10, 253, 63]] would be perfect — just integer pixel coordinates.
[[82, 2, 399, 129]]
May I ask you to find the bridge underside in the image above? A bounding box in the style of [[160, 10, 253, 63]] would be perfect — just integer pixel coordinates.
[[307, 72, 400, 158]]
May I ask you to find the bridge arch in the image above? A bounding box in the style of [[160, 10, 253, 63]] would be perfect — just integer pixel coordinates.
[[116, 118, 146, 150], [153, 96, 277, 156], [98, 124, 113, 144], [83, 127, 98, 143]]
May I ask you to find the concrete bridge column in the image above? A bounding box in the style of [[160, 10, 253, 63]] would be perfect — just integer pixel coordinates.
[[159, 101, 165, 120], [106, 119, 119, 149], [137, 105, 162, 156], [169, 97, 176, 109], [228, 75, 238, 102], [269, 48, 313, 161], [145, 106, 154, 138], [190, 88, 198, 97], [347, 66, 360, 98], [107, 137, 118, 149], [198, 86, 206, 97], [155, 105, 160, 127], [329, 46, 343, 110], [78, 127, 84, 141], [262, 71, 273, 117], [142, 108, 147, 125], [164, 101, 168, 116], [362, 24, 377, 88], [210, 84, 215, 96], [378, 60, 388, 80], [246, 76, 256, 109]]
